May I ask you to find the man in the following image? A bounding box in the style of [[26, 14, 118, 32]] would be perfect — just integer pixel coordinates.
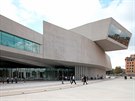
[[83, 75, 88, 85], [71, 75, 76, 84]]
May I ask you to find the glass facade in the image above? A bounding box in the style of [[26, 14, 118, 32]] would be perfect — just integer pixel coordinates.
[[108, 24, 130, 46], [0, 60, 75, 81], [0, 30, 40, 54]]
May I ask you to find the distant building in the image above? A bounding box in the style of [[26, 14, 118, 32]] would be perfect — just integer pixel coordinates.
[[125, 54, 135, 76]]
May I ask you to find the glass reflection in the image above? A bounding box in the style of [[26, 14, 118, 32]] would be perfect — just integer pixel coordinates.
[[0, 59, 75, 81], [0, 30, 40, 54], [15, 37, 24, 50], [108, 24, 130, 46], [0, 31, 2, 44]]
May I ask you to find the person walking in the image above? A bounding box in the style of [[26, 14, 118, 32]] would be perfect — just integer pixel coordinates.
[[124, 75, 127, 80], [11, 77, 14, 83], [62, 75, 64, 84], [6, 77, 9, 84], [14, 76, 18, 83], [83, 75, 88, 85], [71, 75, 76, 84]]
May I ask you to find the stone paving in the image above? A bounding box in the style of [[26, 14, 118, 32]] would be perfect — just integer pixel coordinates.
[[0, 80, 104, 97], [0, 77, 135, 101]]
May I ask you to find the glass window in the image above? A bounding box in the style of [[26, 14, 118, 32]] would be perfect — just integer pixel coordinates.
[[33, 43, 40, 53], [0, 30, 40, 54], [24, 40, 33, 52], [1, 32, 15, 48], [108, 24, 130, 46], [14, 37, 24, 50], [0, 31, 1, 44]]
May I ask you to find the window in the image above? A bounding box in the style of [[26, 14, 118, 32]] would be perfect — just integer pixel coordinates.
[[24, 40, 33, 52], [33, 43, 40, 53], [1, 32, 15, 48], [15, 37, 24, 50], [108, 24, 130, 46], [0, 30, 40, 54], [0, 32, 1, 44]]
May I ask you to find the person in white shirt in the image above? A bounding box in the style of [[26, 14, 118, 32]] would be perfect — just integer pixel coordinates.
[[71, 75, 76, 84]]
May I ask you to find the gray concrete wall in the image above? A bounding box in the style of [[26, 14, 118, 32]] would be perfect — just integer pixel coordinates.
[[70, 18, 111, 41], [71, 18, 132, 51], [43, 21, 112, 70], [75, 66, 106, 80]]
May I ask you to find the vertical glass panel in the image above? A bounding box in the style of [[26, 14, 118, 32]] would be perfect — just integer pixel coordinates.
[[0, 31, 1, 44], [14, 37, 24, 50], [1, 32, 15, 48], [24, 40, 33, 52], [33, 43, 40, 53], [108, 24, 130, 46]]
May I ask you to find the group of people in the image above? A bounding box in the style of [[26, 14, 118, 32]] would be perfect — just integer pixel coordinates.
[[3, 77, 18, 84], [124, 76, 132, 80], [62, 75, 88, 85]]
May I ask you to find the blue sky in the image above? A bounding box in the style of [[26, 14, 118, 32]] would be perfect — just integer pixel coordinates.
[[99, 0, 122, 8], [0, 0, 134, 68], [99, 0, 115, 8]]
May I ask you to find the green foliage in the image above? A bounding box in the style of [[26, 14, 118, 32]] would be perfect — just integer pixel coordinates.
[[106, 66, 125, 75], [114, 66, 123, 74]]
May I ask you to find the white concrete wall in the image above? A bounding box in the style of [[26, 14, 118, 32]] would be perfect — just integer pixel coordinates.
[[70, 18, 111, 41], [70, 18, 132, 51], [43, 21, 112, 70]]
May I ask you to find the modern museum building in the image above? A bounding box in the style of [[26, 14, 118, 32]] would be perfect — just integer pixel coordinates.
[[0, 15, 131, 81]]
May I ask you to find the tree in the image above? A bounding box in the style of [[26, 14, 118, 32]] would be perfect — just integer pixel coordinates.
[[114, 66, 123, 74]]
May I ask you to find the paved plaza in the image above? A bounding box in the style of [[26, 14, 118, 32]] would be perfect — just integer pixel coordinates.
[[0, 77, 135, 101]]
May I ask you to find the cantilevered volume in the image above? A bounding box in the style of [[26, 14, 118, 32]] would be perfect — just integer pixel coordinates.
[[0, 15, 132, 81]]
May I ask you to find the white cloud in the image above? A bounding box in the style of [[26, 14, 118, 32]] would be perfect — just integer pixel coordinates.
[[18, 0, 102, 28], [0, 0, 19, 22]]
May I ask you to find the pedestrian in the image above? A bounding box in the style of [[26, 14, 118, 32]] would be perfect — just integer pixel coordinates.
[[130, 76, 132, 79], [6, 77, 9, 84], [14, 77, 18, 83], [71, 75, 76, 84], [83, 75, 88, 85], [11, 77, 14, 83], [124, 76, 127, 80], [62, 75, 64, 84]]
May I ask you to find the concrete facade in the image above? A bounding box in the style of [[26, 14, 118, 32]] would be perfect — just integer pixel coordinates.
[[71, 18, 131, 51], [0, 15, 132, 80]]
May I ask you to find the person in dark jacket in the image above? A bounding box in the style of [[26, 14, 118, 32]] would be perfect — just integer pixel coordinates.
[[6, 77, 9, 84], [83, 75, 88, 85]]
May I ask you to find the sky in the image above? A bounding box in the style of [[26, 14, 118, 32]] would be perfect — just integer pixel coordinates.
[[0, 0, 135, 68]]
